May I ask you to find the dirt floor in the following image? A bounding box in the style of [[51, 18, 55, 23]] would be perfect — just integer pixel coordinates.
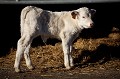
[[0, 27, 120, 79]]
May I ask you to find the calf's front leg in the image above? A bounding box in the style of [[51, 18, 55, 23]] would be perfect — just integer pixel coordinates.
[[70, 45, 74, 67], [61, 37, 73, 69], [62, 41, 70, 69]]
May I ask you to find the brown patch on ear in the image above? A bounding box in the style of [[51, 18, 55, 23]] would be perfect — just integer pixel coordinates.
[[71, 11, 79, 19]]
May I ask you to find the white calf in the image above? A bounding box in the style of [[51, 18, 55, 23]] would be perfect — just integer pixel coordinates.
[[14, 6, 96, 72]]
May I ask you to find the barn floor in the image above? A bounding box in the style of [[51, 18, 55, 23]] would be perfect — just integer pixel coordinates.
[[0, 28, 120, 79]]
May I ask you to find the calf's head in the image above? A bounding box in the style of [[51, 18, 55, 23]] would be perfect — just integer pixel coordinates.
[[71, 7, 96, 29]]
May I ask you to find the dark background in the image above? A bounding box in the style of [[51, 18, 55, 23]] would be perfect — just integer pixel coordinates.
[[0, 2, 120, 56]]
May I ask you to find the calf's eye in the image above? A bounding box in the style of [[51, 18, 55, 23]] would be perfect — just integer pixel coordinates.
[[82, 16, 85, 18]]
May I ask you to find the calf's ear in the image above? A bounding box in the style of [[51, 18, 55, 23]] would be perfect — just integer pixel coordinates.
[[90, 9, 96, 15], [71, 11, 79, 19]]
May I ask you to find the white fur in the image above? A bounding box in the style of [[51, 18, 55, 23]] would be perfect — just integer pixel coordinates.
[[14, 6, 96, 72]]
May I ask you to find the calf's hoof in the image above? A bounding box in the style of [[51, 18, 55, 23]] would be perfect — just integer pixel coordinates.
[[15, 68, 21, 73], [28, 65, 34, 70], [65, 66, 71, 70], [65, 65, 74, 70]]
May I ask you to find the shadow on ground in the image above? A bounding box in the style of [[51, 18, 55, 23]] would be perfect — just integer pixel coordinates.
[[74, 44, 120, 67]]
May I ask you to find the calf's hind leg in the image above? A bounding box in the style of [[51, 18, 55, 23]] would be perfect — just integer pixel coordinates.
[[24, 42, 34, 70], [14, 35, 33, 72]]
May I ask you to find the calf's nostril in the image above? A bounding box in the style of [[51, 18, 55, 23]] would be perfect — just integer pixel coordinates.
[[90, 23, 94, 27]]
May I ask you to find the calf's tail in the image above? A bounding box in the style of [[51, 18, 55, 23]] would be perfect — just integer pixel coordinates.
[[20, 6, 34, 36]]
